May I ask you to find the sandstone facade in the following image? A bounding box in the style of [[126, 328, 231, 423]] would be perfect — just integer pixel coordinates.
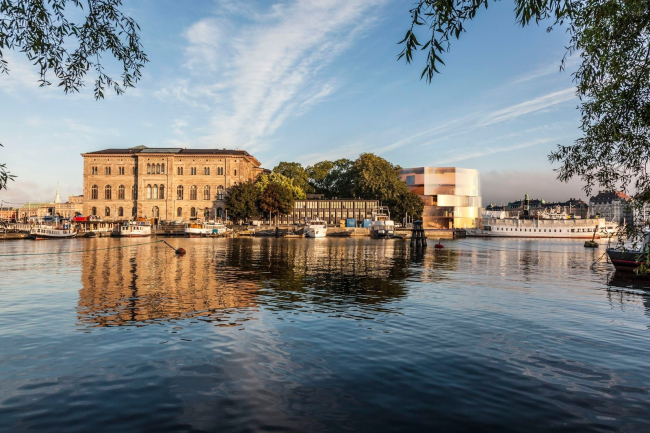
[[81, 146, 263, 221]]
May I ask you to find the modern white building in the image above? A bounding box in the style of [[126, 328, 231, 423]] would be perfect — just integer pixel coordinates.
[[401, 167, 482, 229]]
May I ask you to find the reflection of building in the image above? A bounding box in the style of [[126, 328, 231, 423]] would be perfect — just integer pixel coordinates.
[[78, 242, 260, 326], [81, 146, 263, 222], [589, 191, 632, 225], [280, 199, 379, 225], [401, 167, 482, 229]]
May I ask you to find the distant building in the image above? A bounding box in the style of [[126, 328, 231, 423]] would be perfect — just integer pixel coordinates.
[[81, 146, 264, 222], [506, 197, 590, 219], [589, 191, 632, 225], [15, 195, 83, 221], [401, 167, 482, 229], [278, 198, 380, 225]]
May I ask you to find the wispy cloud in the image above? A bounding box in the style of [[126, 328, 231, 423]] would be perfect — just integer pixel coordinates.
[[477, 88, 575, 127], [157, 0, 385, 150]]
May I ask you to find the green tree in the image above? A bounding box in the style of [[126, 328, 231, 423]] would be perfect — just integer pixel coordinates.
[[225, 181, 260, 222], [399, 0, 650, 238], [256, 171, 306, 200], [0, 144, 14, 190], [306, 160, 334, 194], [273, 162, 312, 194], [388, 191, 424, 223], [350, 153, 407, 202], [259, 183, 294, 223], [1, 0, 148, 99]]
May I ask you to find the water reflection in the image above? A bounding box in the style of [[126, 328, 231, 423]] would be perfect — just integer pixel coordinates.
[[77, 239, 419, 327]]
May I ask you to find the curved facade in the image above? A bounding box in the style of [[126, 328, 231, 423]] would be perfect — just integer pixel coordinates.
[[401, 167, 482, 229]]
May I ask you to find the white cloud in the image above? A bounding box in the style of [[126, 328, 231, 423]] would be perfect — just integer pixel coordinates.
[[161, 0, 385, 150], [477, 88, 576, 127]]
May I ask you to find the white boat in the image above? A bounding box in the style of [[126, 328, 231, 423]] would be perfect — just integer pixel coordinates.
[[305, 219, 327, 238], [116, 219, 152, 237], [184, 221, 230, 237], [29, 221, 76, 239], [467, 203, 618, 239], [369, 206, 395, 239]]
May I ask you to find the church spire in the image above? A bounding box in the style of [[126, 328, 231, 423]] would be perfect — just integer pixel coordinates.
[[54, 183, 61, 204]]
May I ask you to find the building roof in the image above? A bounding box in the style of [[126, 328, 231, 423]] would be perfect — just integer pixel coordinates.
[[589, 191, 631, 201], [82, 146, 261, 166]]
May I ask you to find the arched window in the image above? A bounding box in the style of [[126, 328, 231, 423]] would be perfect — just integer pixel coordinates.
[[177, 185, 184, 200], [105, 207, 111, 217], [161, 163, 165, 174], [118, 207, 124, 217], [153, 184, 158, 199], [190, 207, 196, 218], [147, 163, 151, 174], [156, 163, 160, 174], [204, 208, 210, 219], [159, 185, 165, 199], [203, 185, 210, 200], [104, 185, 112, 200], [217, 207, 223, 218], [91, 206, 97, 216], [177, 207, 182, 218], [217, 185, 224, 200], [132, 185, 138, 200], [190, 185, 197, 200], [234, 169, 237, 176], [146, 184, 152, 199], [152, 206, 159, 218], [118, 185, 125, 200], [91, 185, 98, 200]]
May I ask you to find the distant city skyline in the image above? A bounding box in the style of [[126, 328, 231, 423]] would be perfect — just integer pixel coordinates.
[[1, 0, 587, 206]]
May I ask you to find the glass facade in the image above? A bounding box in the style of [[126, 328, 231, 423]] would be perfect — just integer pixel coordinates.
[[401, 167, 482, 229]]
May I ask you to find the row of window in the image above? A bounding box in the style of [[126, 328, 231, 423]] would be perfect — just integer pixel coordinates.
[[89, 206, 225, 219], [493, 227, 596, 233], [90, 185, 136, 200], [90, 164, 238, 176], [89, 185, 226, 200], [90, 166, 133, 175]]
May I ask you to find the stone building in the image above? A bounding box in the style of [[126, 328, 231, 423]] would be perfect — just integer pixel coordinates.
[[589, 191, 632, 225], [81, 146, 263, 222]]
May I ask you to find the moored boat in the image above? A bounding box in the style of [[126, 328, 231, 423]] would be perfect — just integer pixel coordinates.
[[184, 221, 230, 237], [29, 221, 76, 239], [606, 231, 650, 272], [369, 206, 395, 239], [115, 219, 152, 237], [305, 219, 327, 238]]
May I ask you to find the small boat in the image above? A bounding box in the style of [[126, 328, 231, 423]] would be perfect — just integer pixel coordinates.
[[606, 231, 650, 272], [115, 219, 152, 237], [29, 220, 76, 239], [369, 206, 395, 239], [184, 220, 230, 237], [305, 218, 327, 238]]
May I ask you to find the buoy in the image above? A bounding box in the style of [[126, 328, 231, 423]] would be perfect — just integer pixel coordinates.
[[434, 239, 444, 249], [162, 240, 185, 255]]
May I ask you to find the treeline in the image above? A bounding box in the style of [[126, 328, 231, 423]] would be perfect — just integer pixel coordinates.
[[225, 153, 424, 223]]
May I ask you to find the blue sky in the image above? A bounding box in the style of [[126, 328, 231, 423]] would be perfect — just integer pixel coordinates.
[[0, 0, 588, 206]]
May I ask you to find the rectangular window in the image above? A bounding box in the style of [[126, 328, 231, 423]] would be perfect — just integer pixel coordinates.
[[118, 167, 125, 175], [191, 167, 197, 175], [91, 166, 98, 175], [217, 167, 224, 175], [177, 167, 183, 175], [105, 167, 111, 175], [204, 167, 210, 175]]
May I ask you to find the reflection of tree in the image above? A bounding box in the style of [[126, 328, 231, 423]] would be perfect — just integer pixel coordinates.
[[222, 239, 415, 312], [77, 239, 420, 327]]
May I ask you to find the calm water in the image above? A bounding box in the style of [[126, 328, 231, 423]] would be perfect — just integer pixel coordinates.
[[0, 237, 649, 432]]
